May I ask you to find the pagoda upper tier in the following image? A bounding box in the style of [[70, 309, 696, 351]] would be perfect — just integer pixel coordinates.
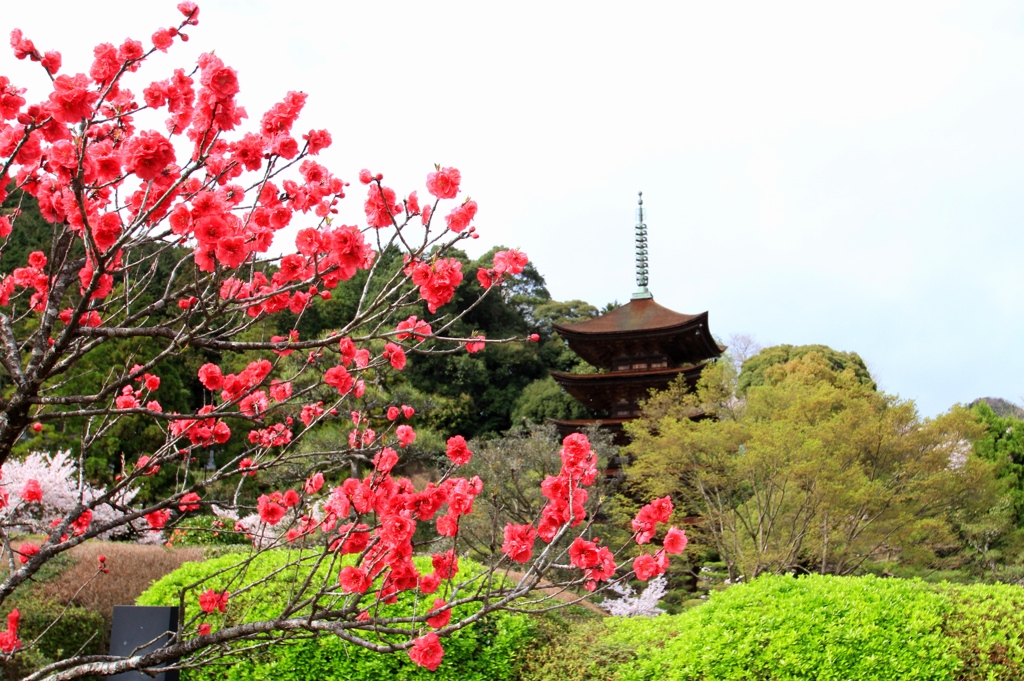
[[551, 297, 723, 372]]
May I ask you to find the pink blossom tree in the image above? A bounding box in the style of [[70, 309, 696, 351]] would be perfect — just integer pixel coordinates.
[[0, 4, 687, 679]]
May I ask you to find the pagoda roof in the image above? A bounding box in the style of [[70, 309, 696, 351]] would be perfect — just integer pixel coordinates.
[[553, 297, 700, 336], [552, 297, 723, 369]]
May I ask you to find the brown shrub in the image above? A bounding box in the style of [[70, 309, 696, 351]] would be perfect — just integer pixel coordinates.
[[33, 541, 205, 624]]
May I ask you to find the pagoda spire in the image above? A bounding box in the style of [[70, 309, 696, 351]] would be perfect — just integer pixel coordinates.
[[632, 191, 652, 300]]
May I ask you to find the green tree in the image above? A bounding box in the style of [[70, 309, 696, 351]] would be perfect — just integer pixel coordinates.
[[625, 353, 1003, 579], [511, 376, 591, 424], [971, 400, 1024, 524], [738, 343, 875, 393]]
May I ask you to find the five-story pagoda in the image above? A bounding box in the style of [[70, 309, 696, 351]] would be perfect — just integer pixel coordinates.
[[550, 193, 723, 444]]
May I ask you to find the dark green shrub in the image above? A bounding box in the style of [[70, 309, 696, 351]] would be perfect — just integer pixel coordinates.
[[1, 601, 105, 681], [940, 582, 1024, 680], [138, 550, 537, 681], [518, 613, 632, 681], [0, 550, 106, 681]]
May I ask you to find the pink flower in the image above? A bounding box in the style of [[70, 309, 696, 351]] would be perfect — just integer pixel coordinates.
[[633, 553, 664, 582], [178, 492, 201, 512], [436, 513, 459, 537], [387, 406, 400, 421], [493, 249, 528, 276], [648, 496, 674, 523], [91, 212, 122, 251], [401, 405, 415, 419], [426, 166, 461, 199], [501, 524, 537, 563], [303, 129, 332, 154], [585, 546, 617, 585], [198, 623, 211, 636], [407, 258, 463, 312], [568, 537, 602, 570], [70, 509, 92, 536], [257, 495, 286, 525], [432, 550, 458, 579], [465, 336, 486, 353], [395, 315, 432, 341], [126, 131, 176, 182], [145, 509, 171, 529], [304, 472, 324, 495], [270, 380, 292, 403], [324, 365, 354, 395], [445, 199, 477, 233], [364, 184, 401, 228], [40, 50, 61, 75], [335, 523, 369, 555], [339, 566, 371, 593], [198, 363, 224, 391], [178, 1, 200, 24], [445, 435, 473, 465], [216, 236, 250, 269], [198, 589, 229, 614], [664, 526, 688, 555], [560, 433, 593, 477], [0, 609, 20, 653], [18, 479, 42, 503], [408, 632, 444, 671], [152, 28, 175, 51], [419, 572, 441, 594], [373, 447, 399, 474], [136, 456, 160, 476], [426, 599, 452, 629], [476, 268, 493, 289], [48, 73, 98, 124], [396, 425, 416, 448], [383, 342, 406, 370], [16, 543, 39, 565]]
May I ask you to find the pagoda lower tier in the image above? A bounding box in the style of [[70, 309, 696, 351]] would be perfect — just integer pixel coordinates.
[[550, 363, 706, 419]]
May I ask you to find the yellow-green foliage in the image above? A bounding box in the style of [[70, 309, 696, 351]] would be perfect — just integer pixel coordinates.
[[525, 574, 1024, 681], [626, 354, 1000, 578], [138, 550, 536, 681]]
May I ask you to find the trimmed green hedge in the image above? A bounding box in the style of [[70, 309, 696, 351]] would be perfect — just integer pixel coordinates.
[[138, 550, 536, 681], [523, 574, 1024, 681]]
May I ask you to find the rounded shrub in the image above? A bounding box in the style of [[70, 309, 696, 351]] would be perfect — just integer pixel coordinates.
[[524, 574, 1024, 681], [138, 549, 536, 681], [609, 574, 961, 681]]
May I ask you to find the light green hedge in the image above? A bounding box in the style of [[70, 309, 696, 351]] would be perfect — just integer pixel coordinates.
[[138, 550, 536, 681], [524, 574, 1024, 681]]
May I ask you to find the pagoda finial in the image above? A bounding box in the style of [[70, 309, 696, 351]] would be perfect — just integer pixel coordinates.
[[632, 191, 652, 300]]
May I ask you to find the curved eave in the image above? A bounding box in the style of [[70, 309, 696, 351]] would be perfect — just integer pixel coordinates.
[[553, 310, 708, 340], [552, 297, 701, 335], [550, 365, 704, 386], [551, 364, 707, 412]]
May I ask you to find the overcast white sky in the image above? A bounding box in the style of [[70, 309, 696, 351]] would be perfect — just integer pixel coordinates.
[[5, 1, 1023, 416]]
